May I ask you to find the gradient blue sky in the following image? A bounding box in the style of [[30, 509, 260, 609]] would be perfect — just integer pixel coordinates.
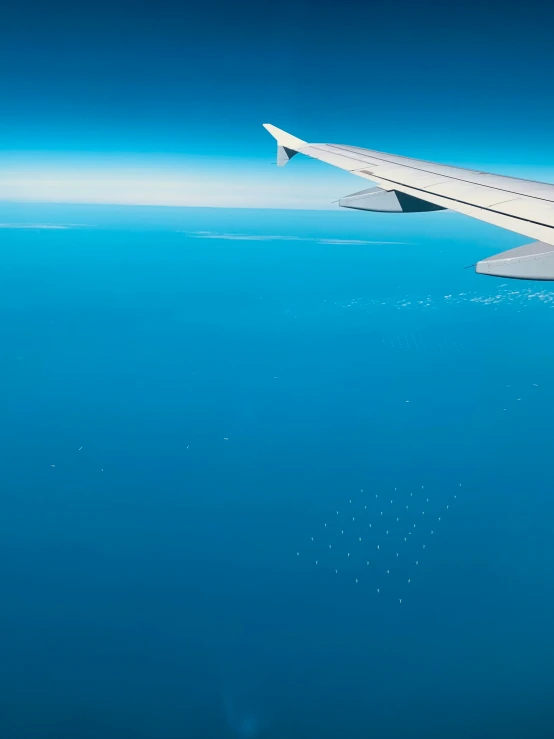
[[2, 0, 554, 207]]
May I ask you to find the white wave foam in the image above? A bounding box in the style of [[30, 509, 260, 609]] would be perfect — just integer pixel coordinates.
[[339, 285, 554, 312]]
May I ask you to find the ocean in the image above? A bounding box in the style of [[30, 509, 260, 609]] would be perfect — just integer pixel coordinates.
[[0, 202, 553, 738]]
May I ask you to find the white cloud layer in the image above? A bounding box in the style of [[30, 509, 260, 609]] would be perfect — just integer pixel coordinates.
[[0, 161, 359, 210], [2, 154, 554, 211]]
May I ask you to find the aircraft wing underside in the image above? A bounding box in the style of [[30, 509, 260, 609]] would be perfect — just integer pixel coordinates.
[[263, 123, 554, 280]]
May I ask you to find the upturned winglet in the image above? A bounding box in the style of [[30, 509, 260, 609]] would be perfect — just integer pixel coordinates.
[[263, 123, 307, 166]]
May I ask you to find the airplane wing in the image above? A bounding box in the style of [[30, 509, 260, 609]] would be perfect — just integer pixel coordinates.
[[263, 123, 554, 280]]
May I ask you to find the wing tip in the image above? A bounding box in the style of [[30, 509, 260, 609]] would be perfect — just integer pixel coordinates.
[[262, 123, 307, 150]]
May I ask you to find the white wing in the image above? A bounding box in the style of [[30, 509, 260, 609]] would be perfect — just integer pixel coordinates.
[[264, 123, 554, 280]]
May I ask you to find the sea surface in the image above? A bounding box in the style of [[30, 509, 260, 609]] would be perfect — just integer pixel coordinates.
[[1, 202, 554, 738]]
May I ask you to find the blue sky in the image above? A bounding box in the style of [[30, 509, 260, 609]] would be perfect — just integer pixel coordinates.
[[2, 0, 554, 207]]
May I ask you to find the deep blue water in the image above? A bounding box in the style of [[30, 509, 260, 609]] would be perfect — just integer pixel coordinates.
[[1, 203, 554, 738]]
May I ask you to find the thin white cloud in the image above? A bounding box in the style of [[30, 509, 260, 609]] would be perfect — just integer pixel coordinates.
[[186, 231, 408, 245], [0, 222, 72, 229], [318, 238, 407, 245]]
